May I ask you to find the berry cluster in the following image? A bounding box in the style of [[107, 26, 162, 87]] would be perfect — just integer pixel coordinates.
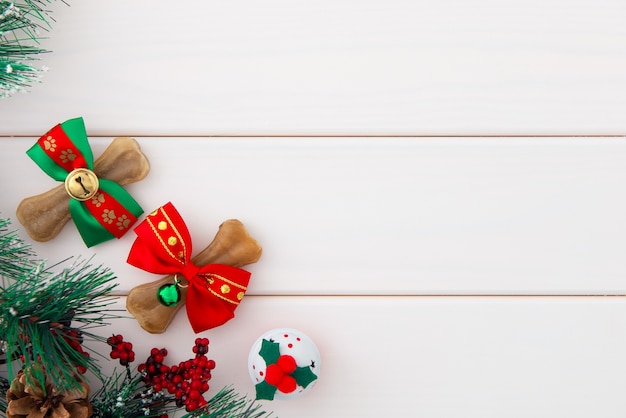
[[138, 347, 170, 383], [265, 354, 298, 394], [107, 334, 136, 366], [138, 338, 216, 412]]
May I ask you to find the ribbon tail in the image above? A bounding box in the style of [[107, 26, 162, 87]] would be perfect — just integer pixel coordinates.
[[26, 142, 69, 182], [186, 266, 251, 333], [186, 280, 238, 333], [70, 180, 143, 247], [26, 117, 94, 180], [69, 200, 115, 247]]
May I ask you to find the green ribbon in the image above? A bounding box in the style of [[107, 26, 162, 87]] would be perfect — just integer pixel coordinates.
[[26, 117, 143, 247]]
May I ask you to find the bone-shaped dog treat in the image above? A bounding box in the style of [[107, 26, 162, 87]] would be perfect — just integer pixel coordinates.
[[126, 219, 262, 334], [16, 137, 149, 242]]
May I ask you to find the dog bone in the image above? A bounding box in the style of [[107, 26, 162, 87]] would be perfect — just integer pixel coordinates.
[[126, 219, 262, 334], [16, 137, 149, 242]]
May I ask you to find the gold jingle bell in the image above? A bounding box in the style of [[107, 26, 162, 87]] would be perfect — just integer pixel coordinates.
[[64, 168, 99, 201]]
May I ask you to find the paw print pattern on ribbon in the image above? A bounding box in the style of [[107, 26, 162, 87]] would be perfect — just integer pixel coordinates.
[[43, 136, 57, 152], [116, 214, 131, 231], [102, 209, 116, 224], [60, 148, 77, 164], [91, 193, 106, 208]]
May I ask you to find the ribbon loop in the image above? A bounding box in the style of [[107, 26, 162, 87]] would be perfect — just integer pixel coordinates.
[[26, 117, 143, 247], [127, 202, 252, 333]]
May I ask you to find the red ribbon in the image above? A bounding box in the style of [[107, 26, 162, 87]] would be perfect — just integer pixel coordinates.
[[127, 202, 251, 333]]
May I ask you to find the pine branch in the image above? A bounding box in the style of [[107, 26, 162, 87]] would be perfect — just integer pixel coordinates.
[[91, 369, 177, 418], [1, 257, 119, 393], [0, 217, 38, 279], [0, 0, 62, 98], [183, 386, 274, 418]]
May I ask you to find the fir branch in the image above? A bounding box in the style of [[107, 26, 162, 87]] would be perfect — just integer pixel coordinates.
[[184, 386, 273, 418], [1, 257, 119, 392], [0, 0, 62, 98], [91, 370, 177, 418], [0, 217, 38, 279]]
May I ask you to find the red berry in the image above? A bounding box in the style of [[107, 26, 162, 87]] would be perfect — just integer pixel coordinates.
[[264, 364, 284, 386], [277, 355, 297, 374], [188, 389, 202, 400], [277, 375, 297, 394], [186, 400, 198, 412]]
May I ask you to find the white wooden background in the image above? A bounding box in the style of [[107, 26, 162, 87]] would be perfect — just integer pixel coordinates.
[[2, 0, 626, 416]]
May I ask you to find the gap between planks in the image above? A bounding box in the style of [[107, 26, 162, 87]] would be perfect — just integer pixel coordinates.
[[109, 293, 626, 298], [3, 134, 626, 139]]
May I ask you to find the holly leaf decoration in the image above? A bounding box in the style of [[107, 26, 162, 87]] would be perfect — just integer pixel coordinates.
[[255, 380, 277, 401], [258, 339, 280, 365], [292, 365, 318, 389]]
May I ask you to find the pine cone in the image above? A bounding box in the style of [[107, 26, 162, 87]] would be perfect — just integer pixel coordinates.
[[6, 370, 93, 418]]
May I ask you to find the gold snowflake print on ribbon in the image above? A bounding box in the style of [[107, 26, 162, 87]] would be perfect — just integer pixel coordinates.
[[90, 192, 106, 207], [43, 135, 57, 152], [102, 209, 116, 224], [60, 148, 77, 163]]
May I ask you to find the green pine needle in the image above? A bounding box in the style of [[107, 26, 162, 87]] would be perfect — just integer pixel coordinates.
[[0, 0, 64, 98], [183, 386, 274, 418], [90, 370, 177, 418], [0, 217, 120, 393], [1, 257, 119, 392], [0, 217, 38, 278]]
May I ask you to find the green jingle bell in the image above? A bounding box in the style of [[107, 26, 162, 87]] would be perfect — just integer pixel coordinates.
[[157, 282, 181, 307]]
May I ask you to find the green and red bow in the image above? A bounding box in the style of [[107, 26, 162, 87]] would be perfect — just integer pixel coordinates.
[[26, 117, 143, 247], [126, 202, 252, 333]]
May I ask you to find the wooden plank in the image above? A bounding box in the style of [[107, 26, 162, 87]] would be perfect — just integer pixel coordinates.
[[1, 0, 626, 135], [1, 136, 625, 295], [94, 296, 626, 418]]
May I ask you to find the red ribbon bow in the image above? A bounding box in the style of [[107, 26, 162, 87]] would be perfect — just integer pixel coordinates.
[[127, 202, 251, 333]]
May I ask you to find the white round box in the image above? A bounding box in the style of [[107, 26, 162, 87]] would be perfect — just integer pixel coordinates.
[[248, 328, 321, 400]]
